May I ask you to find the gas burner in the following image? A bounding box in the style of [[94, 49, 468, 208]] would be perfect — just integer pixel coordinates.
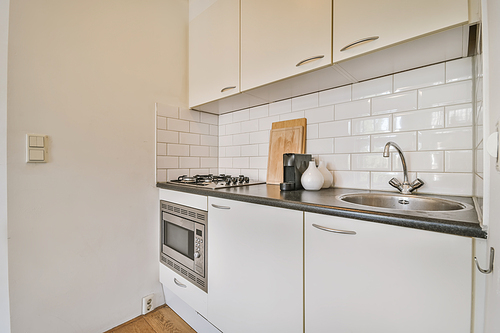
[[168, 174, 264, 189]]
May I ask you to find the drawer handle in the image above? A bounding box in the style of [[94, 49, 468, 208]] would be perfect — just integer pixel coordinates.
[[312, 223, 356, 235], [221, 86, 236, 93], [475, 247, 495, 274], [296, 55, 325, 67], [174, 278, 187, 288], [340, 36, 379, 52], [211, 204, 231, 210]]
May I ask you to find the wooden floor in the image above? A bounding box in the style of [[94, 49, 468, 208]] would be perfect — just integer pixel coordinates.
[[105, 305, 196, 333]]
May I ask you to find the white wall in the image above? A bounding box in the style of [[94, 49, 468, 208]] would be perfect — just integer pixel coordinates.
[[0, 0, 11, 331], [7, 1, 188, 332]]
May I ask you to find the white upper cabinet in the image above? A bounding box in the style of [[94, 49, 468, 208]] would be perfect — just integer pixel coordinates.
[[333, 0, 469, 62], [189, 0, 240, 108], [240, 0, 332, 91]]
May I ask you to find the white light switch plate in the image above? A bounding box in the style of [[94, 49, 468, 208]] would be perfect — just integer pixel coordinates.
[[26, 134, 48, 163]]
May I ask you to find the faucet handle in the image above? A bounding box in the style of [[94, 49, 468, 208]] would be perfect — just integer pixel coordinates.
[[388, 177, 403, 191], [409, 178, 424, 192]]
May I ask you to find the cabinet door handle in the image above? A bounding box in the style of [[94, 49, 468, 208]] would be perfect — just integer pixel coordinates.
[[221, 86, 236, 93], [211, 204, 231, 210], [296, 55, 325, 67], [340, 36, 379, 52], [174, 278, 187, 288], [475, 247, 494, 274], [312, 223, 356, 235]]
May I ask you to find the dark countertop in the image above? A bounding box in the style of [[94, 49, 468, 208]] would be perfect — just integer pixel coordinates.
[[157, 182, 487, 239]]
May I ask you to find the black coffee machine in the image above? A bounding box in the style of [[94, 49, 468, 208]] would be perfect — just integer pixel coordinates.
[[280, 153, 312, 191]]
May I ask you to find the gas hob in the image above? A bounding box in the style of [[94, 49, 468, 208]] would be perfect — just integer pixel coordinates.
[[167, 174, 265, 189]]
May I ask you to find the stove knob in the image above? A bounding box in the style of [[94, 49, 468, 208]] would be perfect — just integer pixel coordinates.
[[238, 175, 245, 183], [194, 252, 201, 259], [244, 177, 249, 183], [231, 177, 238, 185]]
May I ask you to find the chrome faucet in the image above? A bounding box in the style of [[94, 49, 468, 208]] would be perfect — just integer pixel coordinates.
[[383, 141, 424, 194]]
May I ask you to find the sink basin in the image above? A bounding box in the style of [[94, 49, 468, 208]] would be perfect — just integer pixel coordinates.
[[337, 193, 472, 211]]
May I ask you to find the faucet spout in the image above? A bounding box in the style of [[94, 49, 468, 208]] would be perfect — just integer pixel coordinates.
[[383, 141, 409, 185]]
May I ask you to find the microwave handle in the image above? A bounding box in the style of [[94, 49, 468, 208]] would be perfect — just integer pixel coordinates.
[[211, 204, 231, 210]]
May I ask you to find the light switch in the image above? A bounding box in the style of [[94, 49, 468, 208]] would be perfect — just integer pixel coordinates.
[[26, 134, 48, 163]]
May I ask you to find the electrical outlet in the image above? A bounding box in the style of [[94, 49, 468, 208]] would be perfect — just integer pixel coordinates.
[[142, 294, 154, 315]]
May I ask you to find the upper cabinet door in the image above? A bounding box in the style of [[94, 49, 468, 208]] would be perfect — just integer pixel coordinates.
[[333, 0, 469, 62], [189, 0, 240, 108], [240, 0, 332, 92]]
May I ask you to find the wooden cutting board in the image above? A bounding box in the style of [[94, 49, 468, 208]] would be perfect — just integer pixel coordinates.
[[266, 125, 304, 184], [271, 118, 307, 152]]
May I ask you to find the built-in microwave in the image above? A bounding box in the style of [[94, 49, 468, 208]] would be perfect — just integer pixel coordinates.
[[160, 200, 207, 292]]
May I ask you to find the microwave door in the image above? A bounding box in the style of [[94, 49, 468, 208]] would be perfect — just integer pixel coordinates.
[[162, 213, 195, 269]]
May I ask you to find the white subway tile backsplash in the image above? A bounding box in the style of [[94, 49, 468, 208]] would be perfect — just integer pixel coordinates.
[[335, 136, 370, 153], [279, 111, 305, 121], [352, 153, 391, 171], [233, 157, 250, 169], [240, 119, 259, 133], [219, 147, 226, 158], [416, 172, 472, 196], [258, 143, 269, 156], [201, 112, 218, 125], [189, 122, 210, 135], [179, 132, 200, 145], [225, 168, 241, 176], [250, 130, 270, 144], [258, 169, 267, 182], [219, 157, 232, 168], [307, 138, 334, 154], [179, 157, 200, 168], [250, 156, 268, 169], [157, 143, 167, 156], [157, 116, 167, 130], [445, 103, 473, 128], [210, 125, 218, 136], [372, 91, 418, 115], [319, 85, 351, 106], [241, 144, 259, 156], [333, 171, 370, 189], [240, 169, 259, 180], [318, 120, 351, 138], [167, 144, 190, 156], [219, 135, 232, 147], [232, 133, 250, 145], [392, 151, 444, 172], [292, 93, 318, 111], [219, 113, 232, 125], [318, 154, 350, 171], [352, 115, 391, 135], [335, 99, 371, 120], [225, 122, 241, 135], [232, 109, 250, 122], [225, 146, 241, 157], [189, 169, 210, 177], [394, 63, 445, 92], [249, 104, 269, 119], [269, 99, 292, 115], [168, 118, 190, 132], [157, 156, 178, 169], [179, 109, 200, 122], [190, 145, 210, 157], [307, 124, 319, 139], [352, 76, 392, 100], [157, 169, 167, 182], [393, 107, 444, 132], [418, 128, 472, 151], [218, 125, 226, 136], [446, 57, 472, 83], [157, 130, 178, 144], [167, 169, 189, 181], [418, 80, 472, 108], [258, 115, 280, 130], [305, 105, 334, 123], [201, 135, 218, 147], [210, 147, 218, 157], [445, 150, 473, 172], [371, 132, 417, 152]]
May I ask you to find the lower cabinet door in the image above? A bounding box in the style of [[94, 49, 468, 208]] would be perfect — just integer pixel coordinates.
[[208, 198, 303, 333], [159, 263, 208, 318], [305, 212, 472, 333]]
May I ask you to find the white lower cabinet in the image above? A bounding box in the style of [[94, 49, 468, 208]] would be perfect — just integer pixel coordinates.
[[305, 212, 472, 333], [207, 198, 303, 333], [159, 262, 208, 318]]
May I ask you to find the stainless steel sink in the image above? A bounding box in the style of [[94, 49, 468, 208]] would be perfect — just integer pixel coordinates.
[[337, 193, 472, 211]]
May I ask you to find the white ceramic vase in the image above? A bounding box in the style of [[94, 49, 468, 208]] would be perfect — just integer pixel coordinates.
[[318, 160, 333, 188], [301, 160, 324, 191]]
